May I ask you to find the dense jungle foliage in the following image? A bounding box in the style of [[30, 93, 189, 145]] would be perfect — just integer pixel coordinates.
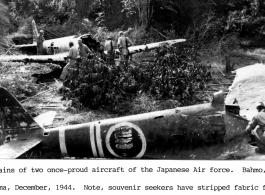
[[0, 0, 265, 47]]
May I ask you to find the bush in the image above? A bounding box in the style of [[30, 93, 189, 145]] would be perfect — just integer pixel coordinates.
[[146, 43, 212, 105], [62, 43, 212, 111], [0, 75, 38, 100], [225, 0, 265, 47], [0, 61, 40, 100]]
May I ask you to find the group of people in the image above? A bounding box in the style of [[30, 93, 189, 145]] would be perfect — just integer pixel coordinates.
[[104, 29, 134, 65], [36, 28, 134, 80], [60, 39, 91, 80], [60, 29, 134, 80]]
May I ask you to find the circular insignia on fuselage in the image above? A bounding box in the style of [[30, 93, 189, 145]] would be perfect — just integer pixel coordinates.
[[105, 122, 146, 158]]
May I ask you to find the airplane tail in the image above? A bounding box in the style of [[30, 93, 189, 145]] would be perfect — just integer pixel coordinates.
[[0, 87, 43, 158], [32, 19, 39, 43]]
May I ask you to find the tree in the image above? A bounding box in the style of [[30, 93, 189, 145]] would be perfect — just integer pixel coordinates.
[[0, 0, 9, 37], [225, 0, 265, 46], [121, 0, 154, 27], [75, 0, 96, 18]]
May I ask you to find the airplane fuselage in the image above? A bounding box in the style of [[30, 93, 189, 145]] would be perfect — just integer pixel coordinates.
[[41, 102, 227, 159], [43, 35, 77, 54], [0, 86, 249, 159], [14, 34, 101, 56]]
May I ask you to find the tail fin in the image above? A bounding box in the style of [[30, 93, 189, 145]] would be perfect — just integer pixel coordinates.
[[0, 87, 43, 158], [32, 19, 39, 43]]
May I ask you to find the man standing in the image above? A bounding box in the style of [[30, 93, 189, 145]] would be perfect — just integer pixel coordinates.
[[78, 39, 90, 59], [124, 28, 134, 61], [36, 30, 45, 55], [245, 102, 265, 153], [117, 31, 133, 64], [124, 28, 133, 38], [104, 36, 115, 64], [60, 41, 78, 80]]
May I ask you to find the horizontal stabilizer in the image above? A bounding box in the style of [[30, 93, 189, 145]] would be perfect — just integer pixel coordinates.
[[34, 111, 57, 128]]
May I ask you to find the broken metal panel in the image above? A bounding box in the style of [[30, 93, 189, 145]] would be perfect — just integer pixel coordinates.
[[225, 63, 265, 120]]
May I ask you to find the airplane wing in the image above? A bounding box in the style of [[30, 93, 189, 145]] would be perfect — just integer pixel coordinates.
[[14, 43, 37, 48], [128, 39, 186, 54], [0, 53, 67, 63], [0, 136, 42, 159], [225, 63, 265, 120], [104, 39, 186, 55]]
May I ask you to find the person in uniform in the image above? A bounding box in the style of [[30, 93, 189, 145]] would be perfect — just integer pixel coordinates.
[[245, 102, 265, 153], [104, 36, 115, 64], [36, 30, 45, 55], [124, 27, 133, 39], [124, 28, 134, 61], [60, 41, 78, 80], [117, 31, 133, 65], [78, 39, 90, 59]]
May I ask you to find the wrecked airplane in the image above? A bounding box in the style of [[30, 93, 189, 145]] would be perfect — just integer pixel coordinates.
[[218, 63, 265, 160], [0, 85, 248, 159], [0, 20, 186, 64], [0, 20, 100, 64], [14, 20, 101, 55]]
